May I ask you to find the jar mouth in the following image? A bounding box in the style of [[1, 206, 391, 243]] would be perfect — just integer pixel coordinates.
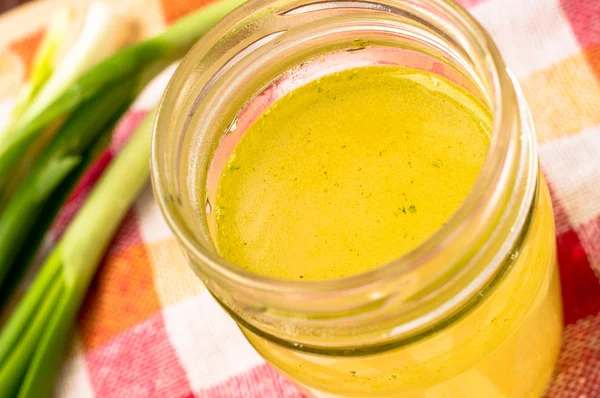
[[151, 0, 531, 312]]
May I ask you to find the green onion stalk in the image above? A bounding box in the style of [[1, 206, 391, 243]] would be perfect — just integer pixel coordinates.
[[0, 110, 155, 398], [0, 81, 136, 290], [0, 0, 245, 178], [6, 3, 126, 127], [0, 0, 246, 291], [0, 3, 129, 207]]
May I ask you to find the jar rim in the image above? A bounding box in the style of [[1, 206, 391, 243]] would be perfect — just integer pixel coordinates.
[[151, 0, 534, 317]]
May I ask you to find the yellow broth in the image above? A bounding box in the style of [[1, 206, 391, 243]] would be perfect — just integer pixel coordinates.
[[215, 66, 490, 280]]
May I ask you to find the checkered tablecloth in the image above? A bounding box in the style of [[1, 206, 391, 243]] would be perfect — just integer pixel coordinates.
[[1, 0, 600, 396]]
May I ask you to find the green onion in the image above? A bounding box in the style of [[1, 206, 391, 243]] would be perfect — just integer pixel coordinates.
[[0, 1, 247, 393], [0, 3, 129, 207], [0, 79, 136, 289], [0, 110, 155, 398], [6, 7, 79, 125], [0, 0, 245, 182], [0, 0, 245, 291], [5, 3, 129, 127]]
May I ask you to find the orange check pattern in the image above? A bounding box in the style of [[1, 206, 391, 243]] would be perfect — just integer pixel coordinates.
[[2, 0, 600, 396]]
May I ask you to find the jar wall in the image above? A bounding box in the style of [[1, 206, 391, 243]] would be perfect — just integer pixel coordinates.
[[151, 0, 563, 396], [243, 178, 562, 397]]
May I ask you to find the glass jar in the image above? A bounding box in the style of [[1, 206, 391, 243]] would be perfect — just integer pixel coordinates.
[[151, 0, 563, 396]]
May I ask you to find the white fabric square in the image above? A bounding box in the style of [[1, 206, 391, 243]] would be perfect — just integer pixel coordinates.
[[133, 63, 178, 109], [539, 126, 600, 227], [55, 339, 95, 398], [135, 184, 175, 243], [161, 293, 265, 392], [470, 0, 581, 78]]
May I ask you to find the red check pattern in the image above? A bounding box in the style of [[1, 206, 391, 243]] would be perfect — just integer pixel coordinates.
[[2, 0, 600, 396]]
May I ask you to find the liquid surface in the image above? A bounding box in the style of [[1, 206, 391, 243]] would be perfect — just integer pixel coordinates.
[[215, 66, 490, 280]]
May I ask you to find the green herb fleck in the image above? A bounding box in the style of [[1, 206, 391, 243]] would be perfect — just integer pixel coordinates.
[[229, 164, 241, 171], [432, 161, 441, 168], [408, 205, 417, 213], [351, 39, 371, 48], [350, 371, 357, 375], [300, 275, 304, 279]]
